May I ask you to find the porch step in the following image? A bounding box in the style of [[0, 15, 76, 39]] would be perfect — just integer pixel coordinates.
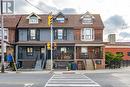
[[35, 60, 42, 70], [45, 60, 52, 70], [86, 59, 95, 70]]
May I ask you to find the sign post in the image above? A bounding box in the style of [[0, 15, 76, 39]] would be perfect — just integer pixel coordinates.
[[1, 0, 14, 73]]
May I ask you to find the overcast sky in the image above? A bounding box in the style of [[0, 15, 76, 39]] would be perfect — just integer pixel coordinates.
[[14, 0, 130, 42]]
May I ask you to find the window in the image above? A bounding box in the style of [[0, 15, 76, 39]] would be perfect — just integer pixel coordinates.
[[81, 47, 88, 59], [58, 29, 63, 40], [29, 16, 38, 24], [81, 28, 94, 41], [127, 52, 130, 56], [54, 29, 67, 40], [27, 47, 33, 56], [0, 28, 8, 41], [61, 47, 67, 53], [82, 17, 93, 24], [28, 29, 40, 41], [30, 29, 36, 40], [56, 17, 65, 23]]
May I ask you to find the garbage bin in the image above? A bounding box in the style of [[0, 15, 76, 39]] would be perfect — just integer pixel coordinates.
[[71, 63, 77, 70], [67, 63, 71, 71]]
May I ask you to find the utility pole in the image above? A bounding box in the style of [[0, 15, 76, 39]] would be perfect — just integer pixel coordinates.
[[1, 0, 5, 73]]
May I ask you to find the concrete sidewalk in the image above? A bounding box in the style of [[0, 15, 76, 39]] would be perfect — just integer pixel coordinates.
[[4, 66, 130, 74]]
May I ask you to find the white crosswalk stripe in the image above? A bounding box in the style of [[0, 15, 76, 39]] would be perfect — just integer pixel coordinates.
[[45, 74, 101, 87]]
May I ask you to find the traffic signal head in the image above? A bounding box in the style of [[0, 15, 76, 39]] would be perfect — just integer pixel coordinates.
[[47, 42, 51, 50], [48, 15, 53, 26], [54, 42, 57, 50]]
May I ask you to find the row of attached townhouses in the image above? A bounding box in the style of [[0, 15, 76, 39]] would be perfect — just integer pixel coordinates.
[[1, 11, 105, 70]]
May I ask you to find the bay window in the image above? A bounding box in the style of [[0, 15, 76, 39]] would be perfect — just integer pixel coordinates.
[[81, 28, 94, 41]]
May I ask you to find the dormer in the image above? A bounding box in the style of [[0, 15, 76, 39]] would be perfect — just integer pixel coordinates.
[[80, 11, 95, 24], [54, 12, 68, 24], [26, 12, 41, 24]]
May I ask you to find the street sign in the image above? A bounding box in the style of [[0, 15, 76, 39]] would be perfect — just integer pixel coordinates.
[[1, 0, 14, 14]]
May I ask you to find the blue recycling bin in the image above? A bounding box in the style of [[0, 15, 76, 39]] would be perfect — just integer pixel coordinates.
[[71, 63, 77, 70]]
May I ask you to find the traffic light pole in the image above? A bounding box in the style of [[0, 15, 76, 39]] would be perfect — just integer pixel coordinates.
[[50, 23, 53, 72]]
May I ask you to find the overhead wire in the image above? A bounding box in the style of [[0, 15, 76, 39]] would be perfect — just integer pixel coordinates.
[[24, 0, 48, 13]]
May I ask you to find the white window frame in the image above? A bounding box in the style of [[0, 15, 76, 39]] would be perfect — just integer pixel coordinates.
[[82, 17, 93, 24], [81, 28, 94, 41], [30, 29, 36, 40], [0, 28, 8, 41], [29, 16, 38, 24], [56, 17, 65, 23], [57, 29, 63, 40]]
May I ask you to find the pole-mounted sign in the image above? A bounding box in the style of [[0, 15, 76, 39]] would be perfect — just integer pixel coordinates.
[[1, 0, 14, 14], [0, 0, 14, 73]]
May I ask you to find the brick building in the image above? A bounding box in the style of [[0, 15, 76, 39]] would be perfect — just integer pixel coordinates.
[[1, 12, 105, 70]]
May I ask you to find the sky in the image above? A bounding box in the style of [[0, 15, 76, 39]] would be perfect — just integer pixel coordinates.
[[14, 0, 130, 42]]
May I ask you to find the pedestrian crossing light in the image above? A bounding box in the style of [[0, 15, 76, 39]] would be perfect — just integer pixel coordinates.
[[47, 42, 51, 50], [54, 42, 57, 50], [48, 15, 53, 26]]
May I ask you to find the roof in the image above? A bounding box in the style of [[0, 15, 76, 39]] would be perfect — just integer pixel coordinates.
[[0, 15, 21, 28], [17, 14, 104, 29], [0, 13, 104, 29]]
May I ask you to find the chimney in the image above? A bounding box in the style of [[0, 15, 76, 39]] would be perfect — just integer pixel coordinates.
[[108, 34, 116, 44]]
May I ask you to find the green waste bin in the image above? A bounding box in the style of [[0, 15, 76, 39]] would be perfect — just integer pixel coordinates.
[[67, 63, 71, 71]]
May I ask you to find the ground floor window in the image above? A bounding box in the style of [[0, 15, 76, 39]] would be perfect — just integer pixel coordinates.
[[26, 47, 33, 56], [53, 46, 74, 60], [81, 47, 88, 59]]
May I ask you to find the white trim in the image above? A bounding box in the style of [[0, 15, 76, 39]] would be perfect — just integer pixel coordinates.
[[105, 46, 130, 48], [26, 12, 41, 19], [75, 44, 104, 46], [81, 28, 94, 41]]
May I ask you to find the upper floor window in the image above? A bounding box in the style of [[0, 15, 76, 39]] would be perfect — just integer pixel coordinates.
[[81, 11, 94, 24], [56, 17, 65, 23], [81, 28, 94, 41], [54, 12, 67, 24], [54, 29, 67, 40], [30, 29, 36, 40], [0, 28, 8, 41], [29, 16, 38, 24], [28, 29, 40, 41], [82, 17, 93, 24], [26, 12, 41, 24]]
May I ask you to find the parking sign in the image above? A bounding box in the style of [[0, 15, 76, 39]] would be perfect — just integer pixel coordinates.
[[1, 0, 14, 14]]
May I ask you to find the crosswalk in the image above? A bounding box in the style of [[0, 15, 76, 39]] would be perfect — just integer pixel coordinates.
[[45, 74, 101, 87]]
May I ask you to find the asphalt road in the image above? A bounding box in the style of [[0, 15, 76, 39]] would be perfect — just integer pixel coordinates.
[[0, 68, 130, 87], [0, 73, 52, 87]]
